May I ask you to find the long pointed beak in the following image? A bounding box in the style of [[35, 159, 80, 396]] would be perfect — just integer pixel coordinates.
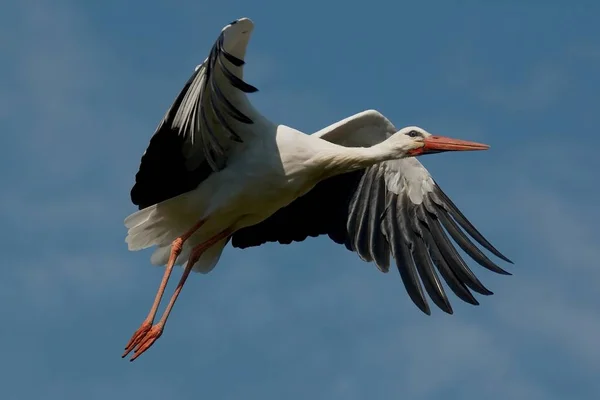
[[412, 135, 490, 155]]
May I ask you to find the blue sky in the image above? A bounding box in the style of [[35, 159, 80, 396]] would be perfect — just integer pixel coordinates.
[[2, 0, 599, 399]]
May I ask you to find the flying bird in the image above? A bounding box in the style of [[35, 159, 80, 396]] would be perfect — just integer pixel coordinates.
[[122, 17, 512, 361]]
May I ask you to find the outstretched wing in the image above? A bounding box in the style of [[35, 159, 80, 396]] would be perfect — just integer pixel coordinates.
[[130, 19, 258, 210], [231, 110, 512, 315]]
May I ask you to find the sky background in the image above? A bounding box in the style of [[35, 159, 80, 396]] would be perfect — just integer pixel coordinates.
[[1, 0, 600, 399]]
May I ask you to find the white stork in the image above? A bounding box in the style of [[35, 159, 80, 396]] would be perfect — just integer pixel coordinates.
[[122, 17, 512, 361]]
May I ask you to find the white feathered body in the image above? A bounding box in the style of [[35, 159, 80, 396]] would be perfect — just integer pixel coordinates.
[[125, 121, 342, 273]]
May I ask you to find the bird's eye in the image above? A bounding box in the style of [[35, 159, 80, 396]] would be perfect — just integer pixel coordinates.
[[406, 130, 420, 138]]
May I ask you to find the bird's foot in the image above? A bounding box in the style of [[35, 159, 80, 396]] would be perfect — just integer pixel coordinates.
[[129, 324, 163, 362], [122, 320, 152, 358]]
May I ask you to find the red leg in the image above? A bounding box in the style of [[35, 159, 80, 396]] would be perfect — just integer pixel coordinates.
[[122, 219, 207, 358], [129, 228, 232, 362]]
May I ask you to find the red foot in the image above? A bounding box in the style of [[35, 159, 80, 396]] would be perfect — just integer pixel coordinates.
[[122, 321, 152, 358], [129, 325, 163, 362]]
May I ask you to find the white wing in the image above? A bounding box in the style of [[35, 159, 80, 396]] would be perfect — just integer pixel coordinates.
[[130, 18, 259, 210], [232, 110, 512, 315]]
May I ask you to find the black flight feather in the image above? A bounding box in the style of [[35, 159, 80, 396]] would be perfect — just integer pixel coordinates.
[[232, 163, 511, 315], [130, 31, 258, 210]]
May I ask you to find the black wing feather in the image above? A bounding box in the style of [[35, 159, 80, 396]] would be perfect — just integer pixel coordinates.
[[420, 213, 480, 306], [231, 163, 511, 315], [366, 168, 391, 271], [130, 32, 257, 210]]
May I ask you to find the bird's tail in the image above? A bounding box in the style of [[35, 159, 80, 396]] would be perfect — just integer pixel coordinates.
[[124, 193, 228, 273]]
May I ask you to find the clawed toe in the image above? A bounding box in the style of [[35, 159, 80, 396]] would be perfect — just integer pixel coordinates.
[[122, 321, 152, 358], [129, 325, 163, 362]]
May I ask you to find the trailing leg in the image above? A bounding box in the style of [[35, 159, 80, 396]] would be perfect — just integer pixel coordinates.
[[128, 227, 233, 361], [122, 219, 207, 358]]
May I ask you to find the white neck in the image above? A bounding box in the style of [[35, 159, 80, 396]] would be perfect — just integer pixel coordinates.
[[317, 140, 400, 177]]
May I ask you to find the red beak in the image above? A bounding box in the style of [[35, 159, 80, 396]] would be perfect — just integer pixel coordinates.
[[409, 135, 490, 156]]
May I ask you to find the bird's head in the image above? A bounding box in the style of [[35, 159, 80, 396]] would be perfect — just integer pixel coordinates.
[[387, 126, 490, 158], [220, 17, 255, 61]]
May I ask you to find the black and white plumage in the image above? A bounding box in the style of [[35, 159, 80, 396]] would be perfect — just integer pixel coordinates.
[[130, 18, 258, 210], [232, 116, 512, 315], [122, 17, 512, 361]]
